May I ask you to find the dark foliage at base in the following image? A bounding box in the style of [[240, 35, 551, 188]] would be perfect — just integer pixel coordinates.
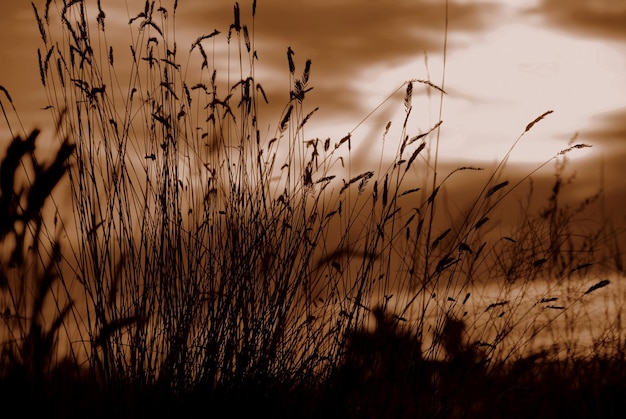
[[2, 312, 626, 419]]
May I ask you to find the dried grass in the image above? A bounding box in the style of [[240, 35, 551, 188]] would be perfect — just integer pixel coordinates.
[[0, 1, 623, 417]]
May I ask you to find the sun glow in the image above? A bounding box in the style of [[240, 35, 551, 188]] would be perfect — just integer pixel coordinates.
[[314, 20, 626, 166]]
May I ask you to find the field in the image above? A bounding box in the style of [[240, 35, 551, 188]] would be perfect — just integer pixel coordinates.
[[1, 1, 625, 418]]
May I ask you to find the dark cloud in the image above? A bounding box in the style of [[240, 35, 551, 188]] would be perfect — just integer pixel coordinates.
[[183, 1, 500, 56], [581, 107, 626, 150], [176, 0, 503, 118], [525, 0, 626, 41], [251, 0, 499, 68], [552, 107, 626, 222]]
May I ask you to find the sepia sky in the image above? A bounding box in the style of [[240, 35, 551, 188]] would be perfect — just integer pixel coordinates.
[[0, 0, 625, 212]]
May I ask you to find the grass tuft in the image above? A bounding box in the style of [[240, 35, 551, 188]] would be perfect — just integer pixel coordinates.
[[0, 1, 623, 417]]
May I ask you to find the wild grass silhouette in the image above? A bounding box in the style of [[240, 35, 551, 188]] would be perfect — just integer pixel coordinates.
[[0, 1, 624, 417]]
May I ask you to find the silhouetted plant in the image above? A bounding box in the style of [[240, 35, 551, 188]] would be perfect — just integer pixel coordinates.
[[0, 0, 621, 417], [0, 126, 78, 414]]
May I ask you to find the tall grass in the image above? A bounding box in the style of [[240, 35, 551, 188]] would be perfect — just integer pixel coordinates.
[[0, 0, 624, 416]]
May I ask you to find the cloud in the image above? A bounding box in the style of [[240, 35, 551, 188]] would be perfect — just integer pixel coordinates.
[[525, 0, 626, 41], [581, 107, 626, 151], [175, 0, 503, 118]]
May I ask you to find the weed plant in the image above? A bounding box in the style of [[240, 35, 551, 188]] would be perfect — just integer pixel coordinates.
[[0, 0, 624, 417]]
